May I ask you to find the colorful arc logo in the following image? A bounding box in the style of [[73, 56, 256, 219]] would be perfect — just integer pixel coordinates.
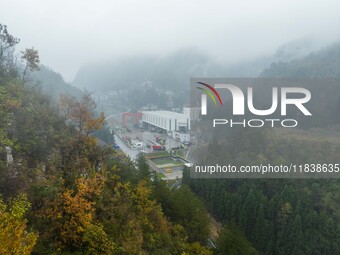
[[196, 82, 223, 115]]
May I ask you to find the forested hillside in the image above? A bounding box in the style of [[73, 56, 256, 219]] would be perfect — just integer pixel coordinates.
[[186, 43, 340, 255], [0, 24, 211, 255], [186, 128, 340, 254], [0, 24, 261, 254]]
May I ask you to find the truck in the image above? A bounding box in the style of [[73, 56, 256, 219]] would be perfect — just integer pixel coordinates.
[[152, 145, 166, 151], [155, 136, 166, 145]]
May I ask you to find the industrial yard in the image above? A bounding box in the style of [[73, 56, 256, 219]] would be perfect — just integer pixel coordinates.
[[106, 109, 196, 180]]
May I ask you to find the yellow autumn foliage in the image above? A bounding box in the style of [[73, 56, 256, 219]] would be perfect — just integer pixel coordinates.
[[0, 194, 38, 255]]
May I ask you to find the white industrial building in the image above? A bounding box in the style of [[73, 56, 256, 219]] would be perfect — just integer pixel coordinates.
[[141, 110, 190, 132]]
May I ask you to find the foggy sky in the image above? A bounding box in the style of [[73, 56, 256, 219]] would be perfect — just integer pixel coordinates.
[[1, 0, 340, 82]]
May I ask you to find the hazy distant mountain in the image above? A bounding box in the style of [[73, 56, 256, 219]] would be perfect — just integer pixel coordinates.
[[272, 37, 324, 63], [261, 42, 340, 77], [72, 48, 224, 91], [225, 37, 326, 77], [31, 65, 82, 101], [222, 37, 328, 77], [72, 38, 333, 92]]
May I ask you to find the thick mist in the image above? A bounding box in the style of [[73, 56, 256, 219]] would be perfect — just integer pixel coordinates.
[[1, 0, 340, 82]]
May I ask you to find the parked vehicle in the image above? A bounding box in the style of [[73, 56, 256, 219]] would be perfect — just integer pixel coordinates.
[[133, 142, 143, 148], [155, 136, 165, 144], [152, 145, 166, 151]]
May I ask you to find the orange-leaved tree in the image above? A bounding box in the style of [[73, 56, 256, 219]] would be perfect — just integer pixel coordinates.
[[59, 93, 106, 182], [45, 174, 104, 249]]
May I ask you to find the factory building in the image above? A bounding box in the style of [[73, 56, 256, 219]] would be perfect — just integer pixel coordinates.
[[141, 110, 190, 132]]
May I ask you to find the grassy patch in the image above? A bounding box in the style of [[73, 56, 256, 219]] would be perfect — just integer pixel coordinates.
[[147, 151, 170, 158], [156, 172, 166, 178]]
